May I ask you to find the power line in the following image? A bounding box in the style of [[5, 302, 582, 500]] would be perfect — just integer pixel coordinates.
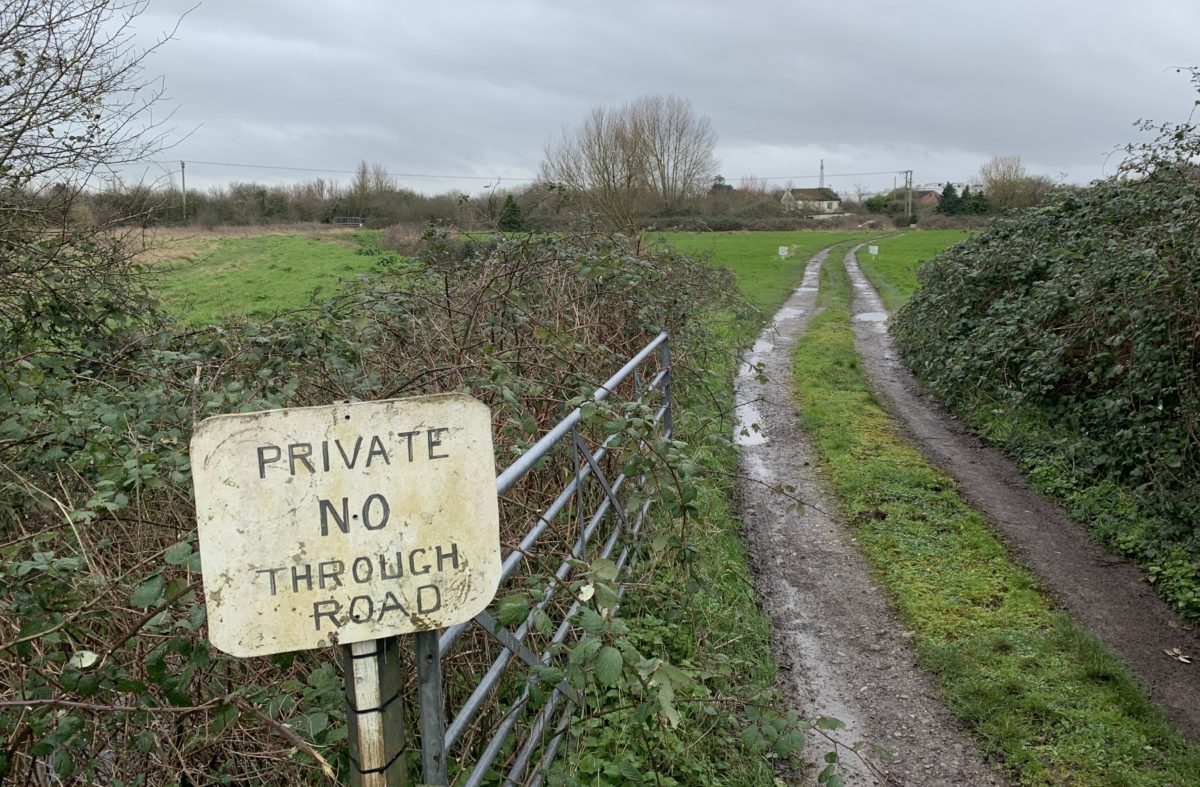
[[146, 159, 536, 182], [753, 169, 908, 181], [144, 158, 910, 188]]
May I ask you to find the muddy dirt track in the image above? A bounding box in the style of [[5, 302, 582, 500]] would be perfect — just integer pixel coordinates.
[[736, 243, 1200, 785], [735, 248, 1005, 786]]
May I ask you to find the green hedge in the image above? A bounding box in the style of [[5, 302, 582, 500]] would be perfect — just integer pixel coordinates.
[[891, 164, 1200, 618]]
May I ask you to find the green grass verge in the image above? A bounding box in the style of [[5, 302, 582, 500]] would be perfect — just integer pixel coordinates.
[[854, 230, 970, 310], [558, 235, 866, 784], [568, 406, 787, 785], [155, 231, 409, 324], [791, 252, 1200, 785], [934, 394, 1200, 622]]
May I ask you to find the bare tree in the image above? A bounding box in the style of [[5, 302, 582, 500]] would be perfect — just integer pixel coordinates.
[[1, 0, 178, 345], [370, 161, 395, 194], [351, 159, 372, 214], [541, 95, 717, 231], [1, 0, 174, 192], [978, 155, 1054, 210], [632, 95, 718, 214], [737, 175, 768, 195]]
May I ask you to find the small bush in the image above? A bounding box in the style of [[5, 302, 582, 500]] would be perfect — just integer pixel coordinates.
[[378, 222, 427, 257]]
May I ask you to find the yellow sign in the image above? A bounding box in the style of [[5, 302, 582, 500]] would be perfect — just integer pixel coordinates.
[[191, 394, 501, 657]]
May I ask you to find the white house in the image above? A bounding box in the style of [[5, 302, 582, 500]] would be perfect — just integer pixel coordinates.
[[781, 187, 841, 214]]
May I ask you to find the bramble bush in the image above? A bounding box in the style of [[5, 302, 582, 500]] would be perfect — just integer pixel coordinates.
[[892, 68, 1200, 619], [1, 224, 830, 783]]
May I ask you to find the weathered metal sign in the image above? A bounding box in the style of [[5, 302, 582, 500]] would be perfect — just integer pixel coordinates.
[[191, 394, 501, 658], [778, 246, 789, 258], [868, 245, 879, 256]]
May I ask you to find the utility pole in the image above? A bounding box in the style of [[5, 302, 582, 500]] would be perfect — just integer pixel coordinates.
[[905, 170, 913, 219], [180, 161, 187, 224], [819, 159, 824, 189]]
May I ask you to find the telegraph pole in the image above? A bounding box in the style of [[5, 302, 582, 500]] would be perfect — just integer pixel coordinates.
[[905, 170, 913, 219], [819, 159, 825, 189], [180, 161, 187, 224]]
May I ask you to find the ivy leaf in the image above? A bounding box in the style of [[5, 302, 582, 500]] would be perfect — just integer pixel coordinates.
[[164, 541, 192, 565], [594, 646, 623, 687], [130, 573, 164, 608]]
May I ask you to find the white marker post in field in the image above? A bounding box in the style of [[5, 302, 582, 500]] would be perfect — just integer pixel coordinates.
[[778, 245, 789, 259], [191, 394, 502, 786], [868, 245, 879, 256]]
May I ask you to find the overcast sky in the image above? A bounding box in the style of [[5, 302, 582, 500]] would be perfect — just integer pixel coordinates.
[[127, 0, 1200, 197]]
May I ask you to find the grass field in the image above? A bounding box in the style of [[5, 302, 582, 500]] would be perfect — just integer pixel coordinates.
[[791, 252, 1200, 785], [659, 231, 873, 315], [854, 230, 969, 310], [153, 229, 405, 324], [156, 228, 879, 328]]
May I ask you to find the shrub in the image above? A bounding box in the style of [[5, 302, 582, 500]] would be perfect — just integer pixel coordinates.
[[497, 194, 525, 231], [0, 229, 741, 783], [892, 74, 1200, 616]]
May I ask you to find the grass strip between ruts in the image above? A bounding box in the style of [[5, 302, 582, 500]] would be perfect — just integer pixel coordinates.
[[790, 252, 1200, 786]]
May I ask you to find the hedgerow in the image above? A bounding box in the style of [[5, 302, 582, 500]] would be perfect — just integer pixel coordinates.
[[1, 226, 819, 783], [892, 70, 1200, 619]]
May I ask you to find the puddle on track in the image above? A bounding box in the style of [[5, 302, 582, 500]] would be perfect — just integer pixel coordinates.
[[734, 401, 768, 446], [752, 337, 775, 354]]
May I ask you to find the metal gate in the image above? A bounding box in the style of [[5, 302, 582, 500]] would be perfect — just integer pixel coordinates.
[[391, 331, 672, 785]]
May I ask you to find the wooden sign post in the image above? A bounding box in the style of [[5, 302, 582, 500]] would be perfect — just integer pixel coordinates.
[[192, 394, 502, 786]]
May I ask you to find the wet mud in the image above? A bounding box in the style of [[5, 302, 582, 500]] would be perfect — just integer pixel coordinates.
[[736, 248, 1005, 785]]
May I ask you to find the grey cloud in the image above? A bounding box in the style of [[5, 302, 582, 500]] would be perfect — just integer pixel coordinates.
[[128, 0, 1199, 194]]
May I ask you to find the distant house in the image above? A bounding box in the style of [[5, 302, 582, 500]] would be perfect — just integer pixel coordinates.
[[781, 187, 841, 214], [913, 189, 941, 208], [869, 188, 943, 210]]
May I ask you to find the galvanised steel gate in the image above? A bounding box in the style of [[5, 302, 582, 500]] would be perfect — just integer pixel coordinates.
[[363, 331, 671, 786]]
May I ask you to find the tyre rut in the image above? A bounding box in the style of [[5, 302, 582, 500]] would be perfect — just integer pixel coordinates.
[[736, 246, 1004, 786]]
